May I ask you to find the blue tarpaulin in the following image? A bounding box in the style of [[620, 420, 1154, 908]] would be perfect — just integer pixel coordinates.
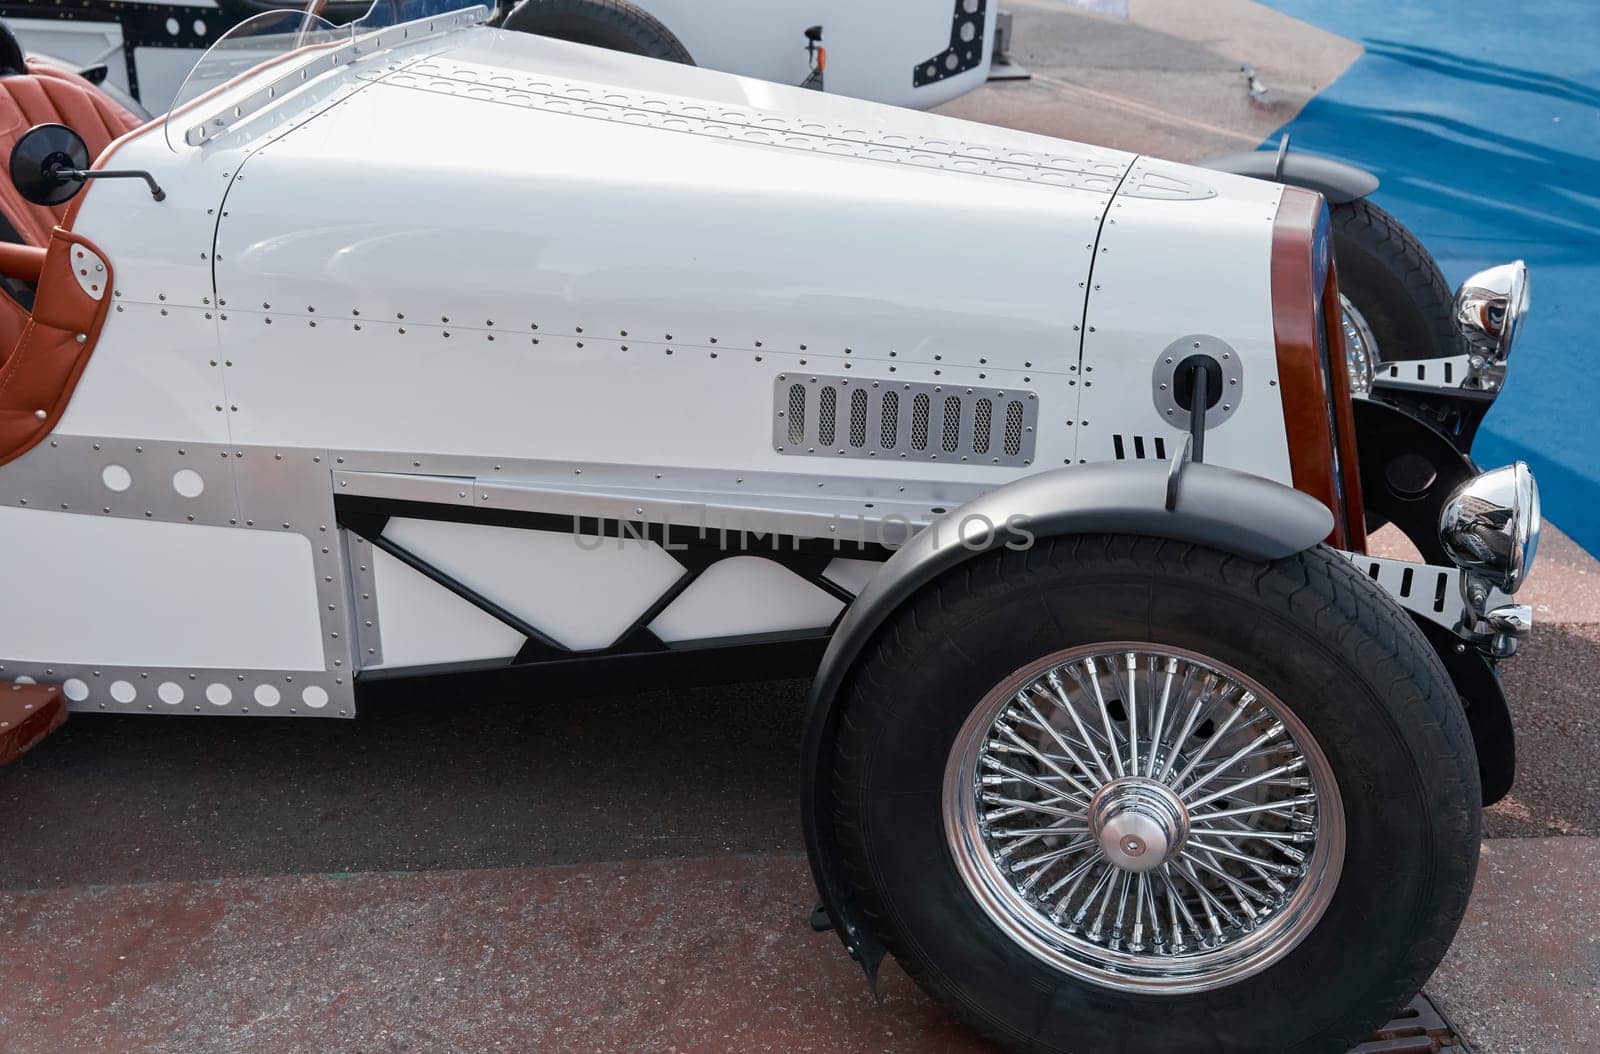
[[1261, 0, 1600, 554]]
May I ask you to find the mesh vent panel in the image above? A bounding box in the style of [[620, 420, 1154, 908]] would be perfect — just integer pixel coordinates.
[[774, 375, 1036, 465]]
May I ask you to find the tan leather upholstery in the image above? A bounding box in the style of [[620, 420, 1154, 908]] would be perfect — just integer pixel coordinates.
[[0, 225, 115, 466], [0, 64, 139, 351]]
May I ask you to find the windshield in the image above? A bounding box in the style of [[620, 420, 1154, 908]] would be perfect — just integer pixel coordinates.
[[165, 0, 485, 150]]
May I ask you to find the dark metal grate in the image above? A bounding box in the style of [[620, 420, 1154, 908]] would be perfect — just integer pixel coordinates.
[[880, 390, 899, 448], [1349, 993, 1463, 1053]]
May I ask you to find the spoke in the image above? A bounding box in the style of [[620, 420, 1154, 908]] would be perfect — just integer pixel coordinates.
[[1187, 794, 1317, 822], [993, 825, 1093, 839], [1015, 694, 1106, 796], [1178, 720, 1286, 800], [995, 722, 1098, 801], [1046, 852, 1105, 913], [1157, 673, 1218, 781], [981, 793, 1082, 821], [1186, 838, 1300, 878], [1168, 691, 1256, 788], [1179, 848, 1275, 906], [1145, 657, 1179, 777], [1010, 838, 1095, 875], [1175, 859, 1245, 932], [1189, 825, 1311, 845], [1071, 861, 1119, 931], [1186, 757, 1306, 810], [984, 755, 1092, 810], [1123, 652, 1140, 775], [1140, 872, 1165, 952], [1160, 868, 1201, 951], [1130, 872, 1149, 951], [1079, 656, 1127, 779], [1045, 671, 1116, 784], [1111, 870, 1133, 948], [1087, 864, 1122, 941]]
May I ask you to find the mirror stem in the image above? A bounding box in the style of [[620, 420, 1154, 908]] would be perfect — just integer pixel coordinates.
[[53, 166, 165, 202]]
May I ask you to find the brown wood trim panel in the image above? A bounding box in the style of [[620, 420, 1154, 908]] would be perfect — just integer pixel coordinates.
[[1270, 186, 1355, 549], [1322, 260, 1367, 552]]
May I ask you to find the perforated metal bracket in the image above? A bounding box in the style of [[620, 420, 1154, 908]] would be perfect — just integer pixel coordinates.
[[773, 373, 1038, 466], [0, 434, 358, 717]]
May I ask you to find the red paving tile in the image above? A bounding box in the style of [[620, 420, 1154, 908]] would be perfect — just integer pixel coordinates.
[[2, 854, 984, 1054]]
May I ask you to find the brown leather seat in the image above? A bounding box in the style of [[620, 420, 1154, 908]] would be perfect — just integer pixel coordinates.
[[0, 61, 142, 350]]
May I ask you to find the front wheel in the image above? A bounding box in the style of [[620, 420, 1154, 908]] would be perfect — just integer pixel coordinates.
[[829, 536, 1480, 1053], [1332, 197, 1461, 375]]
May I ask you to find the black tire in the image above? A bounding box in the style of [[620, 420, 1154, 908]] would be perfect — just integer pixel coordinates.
[[830, 536, 1480, 1054], [501, 0, 694, 65], [1332, 198, 1461, 362]]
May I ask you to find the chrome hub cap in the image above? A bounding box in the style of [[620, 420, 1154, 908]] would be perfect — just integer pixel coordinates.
[[1090, 778, 1189, 872], [944, 644, 1345, 993]]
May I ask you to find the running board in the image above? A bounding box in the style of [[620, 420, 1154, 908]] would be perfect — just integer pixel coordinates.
[[0, 683, 66, 765]]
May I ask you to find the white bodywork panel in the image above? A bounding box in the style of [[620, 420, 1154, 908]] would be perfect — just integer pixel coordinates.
[[369, 546, 528, 668], [380, 517, 685, 652], [0, 505, 323, 669], [4, 18, 1299, 717], [648, 556, 844, 642]]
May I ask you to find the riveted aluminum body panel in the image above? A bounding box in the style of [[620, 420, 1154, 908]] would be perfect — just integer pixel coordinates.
[[18, 19, 1333, 719], [1077, 158, 1293, 483]]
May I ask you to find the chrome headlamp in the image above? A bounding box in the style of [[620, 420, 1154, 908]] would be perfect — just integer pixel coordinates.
[[1339, 294, 1377, 395], [1439, 461, 1541, 598], [1454, 261, 1529, 364]]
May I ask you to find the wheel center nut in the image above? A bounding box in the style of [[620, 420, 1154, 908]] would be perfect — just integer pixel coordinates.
[[1089, 778, 1190, 873]]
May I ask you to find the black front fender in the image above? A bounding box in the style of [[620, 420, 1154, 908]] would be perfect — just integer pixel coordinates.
[[800, 461, 1333, 977], [1203, 147, 1379, 204]]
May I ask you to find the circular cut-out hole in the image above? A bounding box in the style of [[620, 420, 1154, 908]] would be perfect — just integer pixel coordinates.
[[14, 675, 35, 685], [302, 685, 329, 709], [172, 468, 205, 498], [206, 683, 232, 706], [254, 684, 281, 707], [101, 464, 132, 492], [63, 678, 89, 701], [158, 681, 184, 705], [165, 16, 180, 34], [110, 680, 136, 703]]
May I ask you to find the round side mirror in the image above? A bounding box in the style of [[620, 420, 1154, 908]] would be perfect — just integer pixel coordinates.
[[9, 123, 89, 206]]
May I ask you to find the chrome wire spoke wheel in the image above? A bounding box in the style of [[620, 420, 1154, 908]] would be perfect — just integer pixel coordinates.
[[944, 642, 1346, 994]]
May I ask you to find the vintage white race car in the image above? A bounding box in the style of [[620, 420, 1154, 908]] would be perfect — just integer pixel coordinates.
[[0, 3, 1540, 1051]]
